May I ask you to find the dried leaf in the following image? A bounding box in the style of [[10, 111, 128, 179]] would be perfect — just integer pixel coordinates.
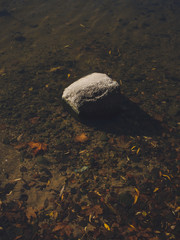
[[133, 188, 139, 205], [49, 66, 62, 72], [26, 207, 37, 222], [162, 174, 171, 181], [104, 223, 111, 231], [14, 236, 22, 240], [129, 224, 136, 230], [136, 148, 140, 154], [52, 222, 66, 232], [80, 23, 85, 28], [74, 133, 88, 143], [153, 187, 159, 193], [52, 222, 72, 236], [64, 225, 72, 237], [82, 205, 103, 218], [28, 142, 47, 155], [49, 210, 58, 219]]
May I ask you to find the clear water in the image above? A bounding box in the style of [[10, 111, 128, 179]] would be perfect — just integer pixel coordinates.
[[0, 0, 179, 239]]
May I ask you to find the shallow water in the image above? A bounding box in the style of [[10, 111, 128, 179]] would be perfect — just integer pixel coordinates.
[[0, 0, 179, 239]]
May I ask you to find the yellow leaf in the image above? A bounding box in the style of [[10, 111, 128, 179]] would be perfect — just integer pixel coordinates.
[[131, 146, 136, 150], [153, 187, 159, 192], [61, 194, 64, 201], [162, 174, 171, 181], [175, 206, 180, 212], [67, 73, 71, 78], [94, 190, 101, 196], [49, 210, 58, 219], [136, 148, 140, 154], [152, 67, 156, 70], [29, 87, 33, 91], [104, 223, 110, 231], [133, 188, 139, 204], [79, 23, 85, 28], [108, 50, 111, 55], [129, 224, 136, 230], [49, 66, 62, 72], [46, 180, 51, 186], [142, 211, 147, 217]]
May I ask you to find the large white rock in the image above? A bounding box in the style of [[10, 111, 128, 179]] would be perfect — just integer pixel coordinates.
[[62, 72, 121, 117]]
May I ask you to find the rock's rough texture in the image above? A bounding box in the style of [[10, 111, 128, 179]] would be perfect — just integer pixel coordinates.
[[62, 72, 121, 117]]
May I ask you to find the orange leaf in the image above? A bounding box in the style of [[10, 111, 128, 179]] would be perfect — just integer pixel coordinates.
[[52, 222, 72, 235], [64, 225, 72, 237], [28, 142, 47, 155], [14, 236, 22, 240], [74, 133, 88, 143]]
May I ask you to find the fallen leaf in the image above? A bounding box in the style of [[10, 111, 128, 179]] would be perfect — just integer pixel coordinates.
[[142, 211, 147, 217], [52, 222, 72, 236], [129, 224, 136, 230], [153, 187, 159, 193], [136, 148, 140, 154], [49, 66, 62, 72], [74, 133, 88, 143], [133, 188, 140, 205], [26, 207, 37, 222], [82, 205, 103, 218], [49, 210, 58, 219], [104, 223, 111, 231], [14, 236, 22, 240], [162, 174, 171, 181], [28, 142, 47, 155], [80, 23, 85, 28], [52, 222, 66, 232]]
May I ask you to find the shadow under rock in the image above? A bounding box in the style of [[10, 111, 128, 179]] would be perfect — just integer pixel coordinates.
[[80, 95, 163, 137]]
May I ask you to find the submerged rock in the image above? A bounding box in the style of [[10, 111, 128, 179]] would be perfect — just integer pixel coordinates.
[[62, 72, 121, 117]]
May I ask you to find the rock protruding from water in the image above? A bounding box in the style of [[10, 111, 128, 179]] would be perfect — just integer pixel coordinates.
[[62, 72, 121, 117]]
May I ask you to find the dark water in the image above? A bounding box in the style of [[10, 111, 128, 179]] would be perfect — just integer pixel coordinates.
[[0, 1, 179, 239]]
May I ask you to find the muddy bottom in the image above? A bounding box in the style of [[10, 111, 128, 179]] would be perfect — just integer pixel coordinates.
[[0, 0, 179, 239]]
